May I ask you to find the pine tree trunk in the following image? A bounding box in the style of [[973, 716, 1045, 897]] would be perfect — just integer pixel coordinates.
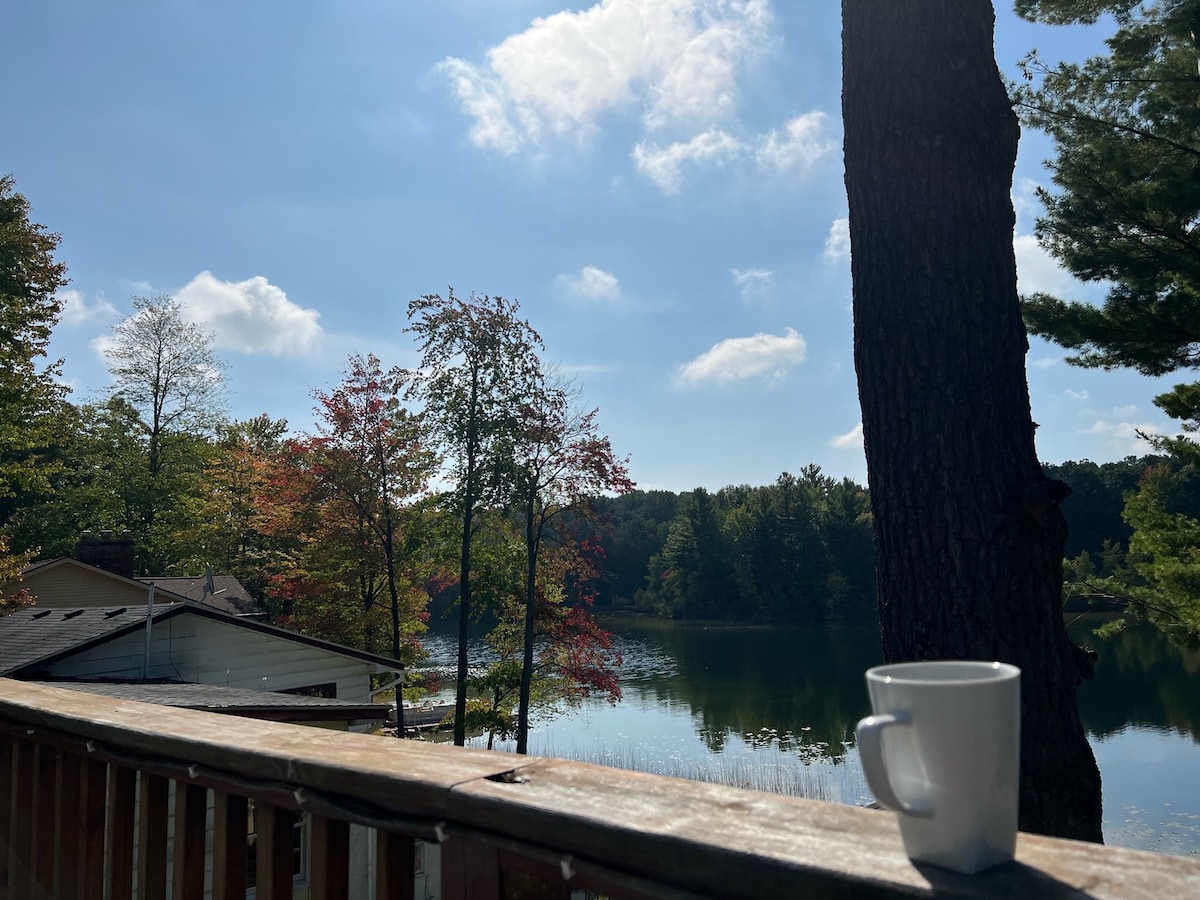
[[842, 0, 1103, 841]]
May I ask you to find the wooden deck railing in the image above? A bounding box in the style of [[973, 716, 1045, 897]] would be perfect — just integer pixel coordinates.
[[1, 678, 1198, 899]]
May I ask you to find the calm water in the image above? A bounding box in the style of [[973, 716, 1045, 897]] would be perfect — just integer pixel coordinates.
[[421, 615, 1200, 856]]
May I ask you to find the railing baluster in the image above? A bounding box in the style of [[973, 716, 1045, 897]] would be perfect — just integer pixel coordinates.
[[55, 750, 83, 900], [33, 744, 56, 895], [10, 739, 34, 900], [211, 791, 247, 900], [0, 738, 13, 900], [106, 764, 137, 900], [255, 801, 295, 900], [172, 782, 207, 900], [441, 835, 500, 900], [309, 814, 349, 900], [498, 851, 574, 900], [137, 772, 170, 900], [80, 757, 107, 899], [375, 829, 415, 900]]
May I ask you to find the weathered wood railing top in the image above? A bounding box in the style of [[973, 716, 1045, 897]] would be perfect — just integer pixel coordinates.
[[2, 678, 1198, 899]]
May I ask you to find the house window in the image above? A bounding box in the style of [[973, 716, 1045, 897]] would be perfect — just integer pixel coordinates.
[[245, 800, 306, 888]]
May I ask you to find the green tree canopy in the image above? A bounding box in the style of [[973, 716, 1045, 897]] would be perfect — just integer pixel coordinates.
[[1015, 1, 1200, 403], [1016, 1, 1200, 645], [0, 174, 69, 600], [0, 175, 69, 522], [405, 289, 544, 745]]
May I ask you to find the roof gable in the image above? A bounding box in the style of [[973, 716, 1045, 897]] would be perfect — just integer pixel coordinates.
[[13, 558, 192, 602]]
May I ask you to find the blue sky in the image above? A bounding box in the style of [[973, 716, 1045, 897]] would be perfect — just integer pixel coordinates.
[[3, 1, 1178, 492]]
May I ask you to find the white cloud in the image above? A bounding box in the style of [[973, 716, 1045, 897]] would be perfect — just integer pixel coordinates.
[[438, 0, 773, 154], [831, 422, 864, 449], [1085, 417, 1165, 456], [58, 289, 118, 326], [754, 111, 834, 174], [1030, 356, 1058, 369], [730, 267, 771, 301], [557, 265, 622, 300], [675, 327, 806, 386], [175, 271, 323, 356], [1010, 178, 1101, 299], [1013, 233, 1080, 297], [632, 129, 742, 193], [438, 58, 524, 154], [1064, 389, 1089, 401], [823, 217, 850, 264], [631, 113, 834, 193], [1011, 178, 1042, 227]]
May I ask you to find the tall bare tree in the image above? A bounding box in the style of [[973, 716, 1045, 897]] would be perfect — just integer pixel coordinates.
[[104, 295, 226, 479]]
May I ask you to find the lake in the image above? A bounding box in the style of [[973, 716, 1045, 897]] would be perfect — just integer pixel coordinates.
[[420, 614, 1200, 856]]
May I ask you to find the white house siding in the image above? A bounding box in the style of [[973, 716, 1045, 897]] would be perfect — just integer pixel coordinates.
[[9, 564, 176, 608], [41, 613, 388, 704]]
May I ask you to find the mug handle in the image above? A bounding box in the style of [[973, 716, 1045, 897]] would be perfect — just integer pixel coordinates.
[[855, 712, 931, 817]]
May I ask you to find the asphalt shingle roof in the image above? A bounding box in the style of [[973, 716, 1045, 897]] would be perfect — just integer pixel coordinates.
[[145, 575, 263, 617], [26, 680, 389, 721], [0, 606, 149, 676]]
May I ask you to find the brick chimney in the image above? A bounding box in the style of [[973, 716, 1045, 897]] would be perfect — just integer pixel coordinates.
[[75, 529, 135, 579]]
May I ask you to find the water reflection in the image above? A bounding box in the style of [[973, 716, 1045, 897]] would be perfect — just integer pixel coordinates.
[[608, 616, 1200, 751], [423, 614, 1200, 853], [612, 619, 881, 757], [1068, 617, 1200, 741]]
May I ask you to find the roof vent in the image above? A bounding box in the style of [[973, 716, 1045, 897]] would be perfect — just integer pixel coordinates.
[[103, 607, 128, 618], [31, 610, 51, 619], [63, 609, 85, 619]]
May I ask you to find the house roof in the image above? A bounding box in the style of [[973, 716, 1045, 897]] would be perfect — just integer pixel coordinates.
[[15, 558, 264, 617], [144, 575, 263, 617], [27, 680, 389, 722], [0, 602, 404, 677]]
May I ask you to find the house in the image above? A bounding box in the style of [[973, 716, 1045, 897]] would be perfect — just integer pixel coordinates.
[[0, 529, 265, 618], [0, 602, 401, 713]]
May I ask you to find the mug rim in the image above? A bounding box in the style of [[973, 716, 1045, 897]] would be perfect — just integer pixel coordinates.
[[866, 660, 1020, 686]]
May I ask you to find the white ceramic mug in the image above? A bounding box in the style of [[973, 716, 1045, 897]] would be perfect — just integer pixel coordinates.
[[855, 660, 1021, 874]]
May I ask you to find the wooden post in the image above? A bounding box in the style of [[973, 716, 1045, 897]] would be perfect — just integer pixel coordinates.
[[211, 791, 247, 900], [440, 835, 499, 900], [254, 802, 295, 900], [80, 757, 107, 899], [9, 740, 34, 900], [106, 765, 137, 900], [55, 750, 83, 900], [137, 773, 170, 900], [31, 745, 56, 894], [0, 738, 12, 900], [375, 830, 415, 900], [172, 783, 207, 900], [309, 815, 350, 900]]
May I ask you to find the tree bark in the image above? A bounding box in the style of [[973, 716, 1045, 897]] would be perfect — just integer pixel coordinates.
[[842, 0, 1103, 841], [516, 496, 539, 755]]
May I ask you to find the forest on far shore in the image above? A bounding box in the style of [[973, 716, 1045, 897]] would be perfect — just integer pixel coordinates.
[[588, 455, 1187, 625]]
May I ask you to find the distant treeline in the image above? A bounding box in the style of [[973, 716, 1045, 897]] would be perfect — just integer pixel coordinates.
[[589, 457, 1172, 625]]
